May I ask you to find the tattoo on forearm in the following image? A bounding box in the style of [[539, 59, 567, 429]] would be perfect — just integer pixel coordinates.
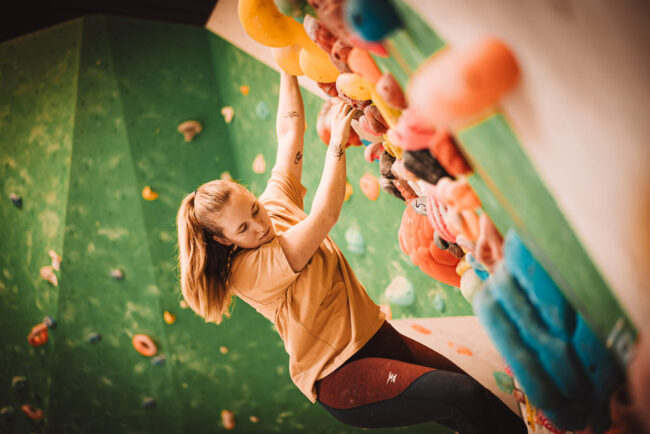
[[285, 111, 300, 119], [331, 145, 344, 161], [294, 151, 303, 164]]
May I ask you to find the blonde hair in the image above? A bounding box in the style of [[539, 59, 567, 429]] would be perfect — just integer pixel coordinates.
[[176, 180, 247, 324]]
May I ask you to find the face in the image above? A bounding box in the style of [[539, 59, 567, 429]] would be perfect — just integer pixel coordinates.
[[212, 188, 275, 249]]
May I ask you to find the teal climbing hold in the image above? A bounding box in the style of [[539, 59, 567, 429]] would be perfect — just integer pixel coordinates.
[[433, 293, 445, 312], [255, 101, 271, 120]]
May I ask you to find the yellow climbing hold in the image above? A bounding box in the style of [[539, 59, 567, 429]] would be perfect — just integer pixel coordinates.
[[179, 300, 189, 309], [142, 186, 158, 201], [456, 255, 472, 276], [219, 346, 229, 354], [249, 415, 259, 423], [163, 311, 176, 324], [220, 171, 233, 181], [344, 181, 353, 202]]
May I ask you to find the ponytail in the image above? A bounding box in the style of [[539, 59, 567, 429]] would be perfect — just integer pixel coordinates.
[[176, 182, 242, 324]]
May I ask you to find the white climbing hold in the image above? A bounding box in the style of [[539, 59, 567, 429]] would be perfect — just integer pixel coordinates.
[[221, 106, 234, 123], [48, 250, 61, 271], [40, 266, 58, 286], [252, 154, 266, 174], [384, 276, 415, 306]]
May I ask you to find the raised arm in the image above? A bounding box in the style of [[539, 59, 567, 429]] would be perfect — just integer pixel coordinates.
[[274, 72, 306, 181], [279, 99, 355, 272]]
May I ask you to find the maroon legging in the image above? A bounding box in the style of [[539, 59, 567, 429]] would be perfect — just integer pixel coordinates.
[[316, 321, 526, 434]]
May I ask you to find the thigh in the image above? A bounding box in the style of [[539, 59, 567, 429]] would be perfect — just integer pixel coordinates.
[[318, 360, 526, 434], [317, 356, 434, 410], [357, 321, 465, 374]]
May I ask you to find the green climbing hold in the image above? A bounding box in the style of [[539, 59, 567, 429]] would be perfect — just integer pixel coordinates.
[[493, 371, 514, 394]]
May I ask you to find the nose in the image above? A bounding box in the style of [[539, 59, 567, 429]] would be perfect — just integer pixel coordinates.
[[254, 219, 266, 236]]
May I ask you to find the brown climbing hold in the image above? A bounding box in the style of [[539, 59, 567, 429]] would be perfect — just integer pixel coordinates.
[[177, 120, 202, 142]]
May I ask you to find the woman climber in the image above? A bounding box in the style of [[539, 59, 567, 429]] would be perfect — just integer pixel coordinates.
[[176, 71, 526, 434]]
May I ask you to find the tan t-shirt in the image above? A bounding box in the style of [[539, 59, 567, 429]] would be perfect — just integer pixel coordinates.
[[228, 168, 385, 403]]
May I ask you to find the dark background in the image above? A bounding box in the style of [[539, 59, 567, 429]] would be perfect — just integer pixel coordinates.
[[1, 0, 219, 43]]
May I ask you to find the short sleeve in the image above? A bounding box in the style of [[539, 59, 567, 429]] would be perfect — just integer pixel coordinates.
[[229, 236, 299, 304], [260, 167, 308, 209]]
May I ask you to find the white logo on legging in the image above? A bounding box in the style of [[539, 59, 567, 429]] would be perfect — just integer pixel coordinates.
[[387, 372, 397, 384]]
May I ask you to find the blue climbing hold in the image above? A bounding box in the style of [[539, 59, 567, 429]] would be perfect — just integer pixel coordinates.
[[142, 397, 156, 410], [465, 253, 489, 281], [9, 193, 22, 208], [43, 316, 57, 329], [87, 332, 101, 343], [151, 355, 166, 367], [345, 0, 402, 42]]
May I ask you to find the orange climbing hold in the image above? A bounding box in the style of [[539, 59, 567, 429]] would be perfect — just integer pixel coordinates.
[[359, 173, 380, 201], [411, 324, 432, 335], [163, 311, 176, 324], [448, 341, 473, 356], [142, 186, 158, 201], [21, 404, 44, 420], [27, 323, 49, 347], [408, 38, 520, 126], [240, 85, 250, 95], [398, 204, 461, 287], [132, 334, 157, 357]]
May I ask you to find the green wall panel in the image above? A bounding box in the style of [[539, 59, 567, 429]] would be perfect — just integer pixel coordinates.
[[0, 20, 82, 434], [1, 15, 459, 434]]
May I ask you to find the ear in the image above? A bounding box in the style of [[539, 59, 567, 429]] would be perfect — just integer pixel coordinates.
[[213, 234, 233, 246]]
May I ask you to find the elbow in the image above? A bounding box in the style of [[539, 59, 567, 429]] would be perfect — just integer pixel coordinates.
[[321, 209, 341, 229]]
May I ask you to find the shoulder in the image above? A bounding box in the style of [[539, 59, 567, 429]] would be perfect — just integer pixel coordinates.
[[260, 167, 308, 210], [229, 237, 299, 294]]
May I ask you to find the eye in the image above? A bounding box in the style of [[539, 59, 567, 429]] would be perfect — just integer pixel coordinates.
[[252, 203, 260, 216], [239, 224, 247, 233]]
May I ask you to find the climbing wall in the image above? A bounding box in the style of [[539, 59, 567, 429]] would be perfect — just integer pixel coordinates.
[[0, 15, 465, 434]]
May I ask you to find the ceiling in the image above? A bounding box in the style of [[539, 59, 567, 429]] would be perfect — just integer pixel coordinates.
[[1, 0, 218, 43]]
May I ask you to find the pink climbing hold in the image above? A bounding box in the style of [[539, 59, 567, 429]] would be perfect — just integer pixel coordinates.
[[364, 142, 384, 162]]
